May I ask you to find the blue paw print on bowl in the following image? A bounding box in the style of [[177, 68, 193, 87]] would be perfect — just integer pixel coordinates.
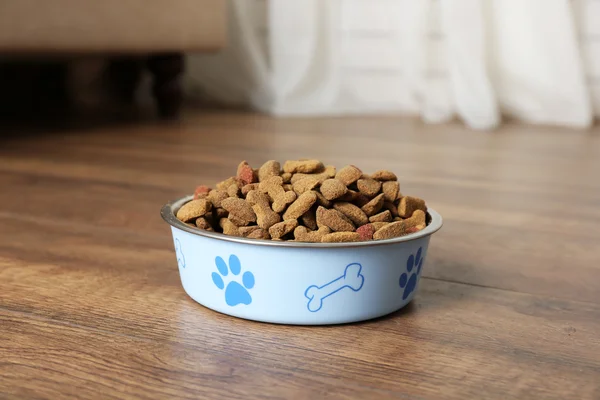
[[400, 247, 423, 300], [211, 255, 255, 306], [174, 238, 185, 269]]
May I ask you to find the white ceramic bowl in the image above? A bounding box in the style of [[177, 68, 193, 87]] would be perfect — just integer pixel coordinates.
[[161, 195, 443, 325]]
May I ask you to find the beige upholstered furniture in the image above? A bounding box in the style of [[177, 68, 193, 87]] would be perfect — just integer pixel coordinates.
[[0, 0, 227, 116]]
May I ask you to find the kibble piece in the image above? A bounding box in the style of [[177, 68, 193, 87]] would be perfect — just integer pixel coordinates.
[[404, 209, 427, 233], [219, 218, 241, 236], [357, 178, 382, 198], [239, 225, 270, 239], [283, 184, 293, 191], [214, 207, 228, 219], [323, 165, 336, 178], [195, 217, 214, 231], [259, 176, 285, 199], [373, 220, 405, 240], [207, 189, 229, 208], [356, 224, 376, 241], [272, 191, 297, 213], [371, 169, 397, 181], [336, 165, 362, 186], [369, 210, 392, 223], [371, 222, 389, 231], [321, 232, 361, 243], [258, 160, 281, 182], [216, 176, 239, 191], [252, 204, 281, 229], [281, 172, 293, 183], [361, 193, 385, 217], [294, 226, 331, 243], [269, 219, 298, 239], [241, 183, 259, 196], [292, 176, 320, 195], [382, 181, 400, 202], [193, 185, 211, 200], [320, 179, 348, 201], [383, 201, 399, 217], [176, 199, 212, 222], [221, 198, 256, 225], [316, 206, 355, 232], [338, 189, 359, 202], [237, 161, 256, 185], [227, 183, 240, 198], [283, 191, 317, 220], [301, 207, 318, 230], [283, 159, 324, 174], [354, 193, 371, 208], [333, 202, 369, 226], [398, 196, 427, 218], [246, 190, 269, 207], [314, 190, 332, 208]]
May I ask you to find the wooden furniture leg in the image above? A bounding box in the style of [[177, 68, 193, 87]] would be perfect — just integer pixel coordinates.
[[147, 53, 184, 118]]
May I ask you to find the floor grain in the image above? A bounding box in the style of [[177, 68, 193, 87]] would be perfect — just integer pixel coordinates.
[[1, 111, 599, 399]]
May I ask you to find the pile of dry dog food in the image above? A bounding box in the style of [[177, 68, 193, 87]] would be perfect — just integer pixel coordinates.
[[175, 159, 428, 243]]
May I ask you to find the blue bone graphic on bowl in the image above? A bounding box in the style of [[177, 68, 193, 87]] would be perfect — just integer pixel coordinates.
[[304, 263, 365, 312]]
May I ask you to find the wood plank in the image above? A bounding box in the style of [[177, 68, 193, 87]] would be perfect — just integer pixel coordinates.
[[1, 261, 599, 399]]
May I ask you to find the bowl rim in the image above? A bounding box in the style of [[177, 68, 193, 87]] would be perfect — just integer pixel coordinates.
[[161, 195, 443, 248]]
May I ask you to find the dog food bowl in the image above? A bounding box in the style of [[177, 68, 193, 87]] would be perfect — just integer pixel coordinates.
[[161, 195, 443, 325]]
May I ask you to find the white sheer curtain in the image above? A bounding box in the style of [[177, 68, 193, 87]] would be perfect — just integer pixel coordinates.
[[184, 0, 599, 130]]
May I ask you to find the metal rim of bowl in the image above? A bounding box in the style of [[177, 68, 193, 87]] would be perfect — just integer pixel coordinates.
[[161, 195, 443, 248]]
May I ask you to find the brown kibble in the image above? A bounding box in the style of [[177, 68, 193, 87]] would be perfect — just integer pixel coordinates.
[[356, 224, 376, 241], [193, 185, 211, 200], [283, 184, 293, 191], [294, 226, 331, 243], [283, 159, 324, 174], [283, 191, 317, 220], [382, 181, 400, 202], [214, 207, 228, 219], [269, 219, 299, 239], [320, 179, 348, 201], [272, 190, 297, 213], [216, 176, 239, 191], [227, 183, 240, 198], [281, 172, 293, 183], [369, 210, 392, 223], [354, 193, 371, 208], [241, 183, 259, 196], [259, 176, 285, 200], [321, 232, 361, 243], [301, 208, 318, 230], [316, 206, 355, 232], [357, 178, 382, 198], [219, 218, 241, 236], [383, 201, 399, 217], [371, 222, 389, 231], [373, 220, 405, 240], [314, 191, 332, 208], [405, 209, 427, 232], [195, 217, 214, 231], [245, 190, 269, 207], [336, 165, 362, 186], [361, 193, 385, 216], [237, 161, 256, 185], [371, 169, 397, 181], [333, 202, 369, 226], [324, 165, 336, 178], [221, 198, 256, 225], [292, 176, 320, 195], [176, 199, 212, 222], [258, 160, 281, 182], [239, 226, 270, 239], [252, 203, 281, 229], [398, 196, 427, 218], [207, 189, 229, 208], [338, 189, 359, 202]]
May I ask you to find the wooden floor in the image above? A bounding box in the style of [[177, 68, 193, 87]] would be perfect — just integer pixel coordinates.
[[1, 110, 599, 399]]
